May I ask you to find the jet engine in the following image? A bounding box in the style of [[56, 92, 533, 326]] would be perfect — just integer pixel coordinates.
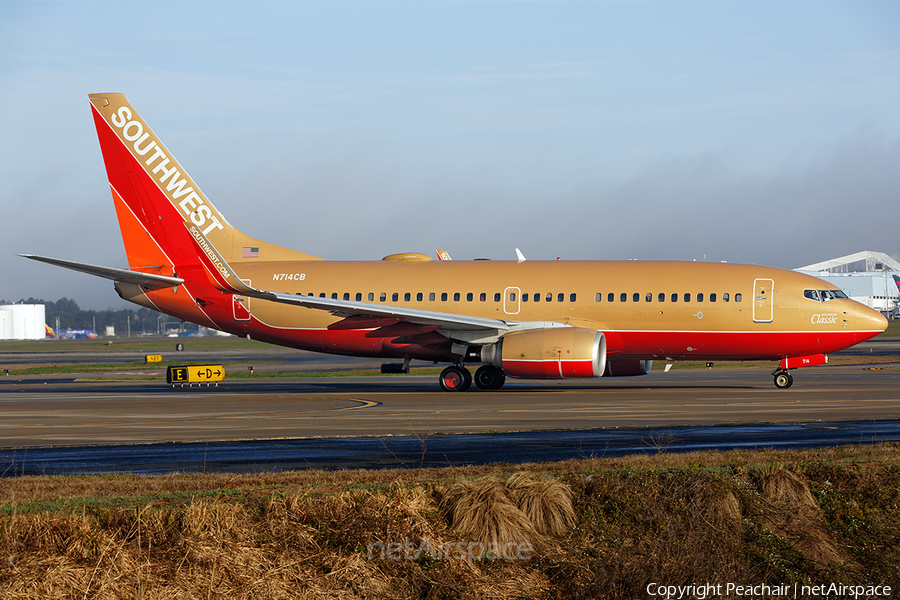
[[481, 327, 607, 379]]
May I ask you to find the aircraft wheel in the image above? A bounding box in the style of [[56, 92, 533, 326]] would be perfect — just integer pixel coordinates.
[[474, 365, 506, 390], [774, 371, 793, 389], [439, 366, 472, 392]]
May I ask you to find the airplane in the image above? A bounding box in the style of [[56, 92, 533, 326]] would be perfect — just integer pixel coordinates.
[[22, 93, 888, 391], [58, 329, 100, 340]]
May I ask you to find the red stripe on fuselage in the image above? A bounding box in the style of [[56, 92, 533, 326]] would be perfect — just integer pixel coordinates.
[[206, 314, 879, 364]]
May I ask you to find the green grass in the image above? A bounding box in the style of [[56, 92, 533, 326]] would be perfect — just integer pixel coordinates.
[[3, 318, 897, 355], [227, 367, 443, 379], [0, 336, 276, 353], [883, 320, 900, 336]]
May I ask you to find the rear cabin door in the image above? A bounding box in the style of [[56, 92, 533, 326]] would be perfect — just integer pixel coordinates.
[[753, 278, 774, 323], [233, 279, 252, 322]]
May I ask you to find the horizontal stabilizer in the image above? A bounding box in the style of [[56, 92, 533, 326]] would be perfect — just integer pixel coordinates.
[[20, 254, 184, 290]]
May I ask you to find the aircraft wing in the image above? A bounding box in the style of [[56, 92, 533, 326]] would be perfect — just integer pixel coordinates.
[[185, 224, 510, 333], [20, 255, 184, 290]]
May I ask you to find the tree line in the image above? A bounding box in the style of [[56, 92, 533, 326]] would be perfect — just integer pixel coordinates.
[[0, 297, 197, 336]]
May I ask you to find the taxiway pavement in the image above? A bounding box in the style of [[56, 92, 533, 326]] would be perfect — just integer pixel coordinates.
[[1, 364, 898, 448]]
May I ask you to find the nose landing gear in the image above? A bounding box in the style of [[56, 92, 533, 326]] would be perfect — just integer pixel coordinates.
[[773, 369, 794, 389]]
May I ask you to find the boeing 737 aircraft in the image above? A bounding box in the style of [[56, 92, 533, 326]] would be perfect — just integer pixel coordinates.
[[23, 93, 888, 391]]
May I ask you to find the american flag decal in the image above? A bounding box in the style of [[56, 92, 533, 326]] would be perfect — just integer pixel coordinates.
[[243, 247, 259, 258]]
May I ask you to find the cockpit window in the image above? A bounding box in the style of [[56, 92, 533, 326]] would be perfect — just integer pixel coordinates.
[[804, 288, 848, 302]]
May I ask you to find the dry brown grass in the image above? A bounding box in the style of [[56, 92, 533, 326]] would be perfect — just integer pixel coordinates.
[[1, 445, 898, 598], [505, 472, 575, 536], [440, 475, 539, 549], [755, 467, 851, 568]]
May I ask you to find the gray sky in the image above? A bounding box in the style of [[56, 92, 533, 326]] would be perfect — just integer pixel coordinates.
[[2, 2, 899, 309]]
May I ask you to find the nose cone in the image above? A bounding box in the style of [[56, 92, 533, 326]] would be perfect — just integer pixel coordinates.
[[854, 303, 888, 342]]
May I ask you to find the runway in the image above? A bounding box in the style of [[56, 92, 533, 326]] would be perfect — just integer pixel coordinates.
[[1, 336, 899, 474]]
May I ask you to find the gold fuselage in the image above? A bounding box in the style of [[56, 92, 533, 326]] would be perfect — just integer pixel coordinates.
[[149, 257, 886, 363]]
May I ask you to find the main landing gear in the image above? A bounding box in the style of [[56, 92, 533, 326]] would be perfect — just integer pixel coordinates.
[[438, 365, 506, 391], [772, 369, 794, 389], [474, 365, 506, 390], [439, 366, 471, 392]]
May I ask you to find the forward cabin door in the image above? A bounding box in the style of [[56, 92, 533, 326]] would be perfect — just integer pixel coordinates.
[[753, 278, 774, 323]]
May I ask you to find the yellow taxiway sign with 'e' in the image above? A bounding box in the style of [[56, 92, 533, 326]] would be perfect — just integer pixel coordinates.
[[166, 365, 225, 384]]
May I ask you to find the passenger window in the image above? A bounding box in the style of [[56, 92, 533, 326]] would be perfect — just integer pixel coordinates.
[[404, 292, 411, 302], [546, 293, 552, 302], [684, 293, 690, 302], [453, 292, 460, 301], [441, 292, 447, 301], [723, 293, 730, 302], [735, 293, 742, 302], [608, 293, 615, 302], [645, 293, 652, 302], [416, 292, 423, 302], [480, 293, 486, 302], [710, 293, 716, 302], [494, 293, 501, 302], [570, 293, 576, 302], [319, 292, 326, 298], [558, 293, 565, 302], [658, 293, 665, 302], [332, 293, 338, 299], [523, 293, 529, 302], [429, 292, 435, 301], [633, 293, 640, 302], [697, 293, 703, 302], [620, 293, 627, 302], [534, 293, 540, 303], [671, 293, 678, 303], [380, 292, 386, 302], [467, 293, 474, 302], [392, 292, 399, 302], [511, 293, 518, 302], [595, 293, 602, 302], [355, 293, 362, 301]]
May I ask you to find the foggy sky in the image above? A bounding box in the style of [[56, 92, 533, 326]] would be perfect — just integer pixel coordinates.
[[2, 2, 898, 310]]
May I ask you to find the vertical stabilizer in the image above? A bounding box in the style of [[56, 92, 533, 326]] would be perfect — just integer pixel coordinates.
[[88, 93, 321, 267]]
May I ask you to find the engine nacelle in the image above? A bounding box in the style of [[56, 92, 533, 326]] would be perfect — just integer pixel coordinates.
[[482, 327, 607, 379], [603, 359, 653, 377]]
